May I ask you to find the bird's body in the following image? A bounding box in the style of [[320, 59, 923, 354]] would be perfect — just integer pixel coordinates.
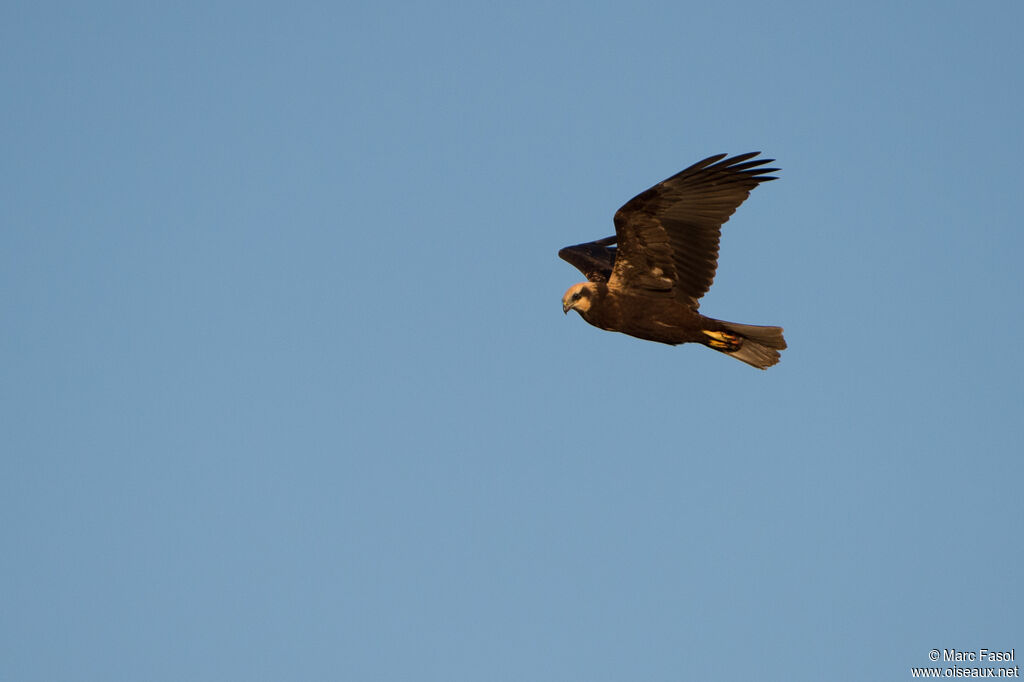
[[564, 282, 704, 343], [559, 152, 786, 369]]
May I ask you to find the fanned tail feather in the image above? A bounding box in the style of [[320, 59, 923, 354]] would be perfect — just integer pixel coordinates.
[[713, 321, 787, 370]]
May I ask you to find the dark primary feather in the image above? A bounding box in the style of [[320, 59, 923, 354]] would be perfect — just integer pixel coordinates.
[[609, 152, 778, 309], [557, 235, 617, 282]]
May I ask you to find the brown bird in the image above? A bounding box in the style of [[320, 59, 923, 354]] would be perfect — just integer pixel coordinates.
[[560, 152, 786, 369]]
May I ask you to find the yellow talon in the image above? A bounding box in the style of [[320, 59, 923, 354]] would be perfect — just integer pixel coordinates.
[[702, 330, 742, 351]]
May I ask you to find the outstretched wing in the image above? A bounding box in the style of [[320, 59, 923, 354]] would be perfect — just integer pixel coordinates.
[[557, 236, 617, 282], [609, 152, 778, 309]]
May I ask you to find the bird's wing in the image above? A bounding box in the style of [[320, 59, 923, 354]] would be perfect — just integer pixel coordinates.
[[608, 152, 778, 309], [557, 236, 617, 282]]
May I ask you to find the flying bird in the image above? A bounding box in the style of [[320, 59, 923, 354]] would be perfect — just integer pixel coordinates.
[[559, 152, 786, 369]]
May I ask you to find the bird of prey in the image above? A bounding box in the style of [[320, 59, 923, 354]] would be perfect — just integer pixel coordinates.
[[559, 152, 786, 369]]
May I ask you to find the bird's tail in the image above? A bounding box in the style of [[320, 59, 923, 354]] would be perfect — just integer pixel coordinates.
[[701, 321, 787, 370]]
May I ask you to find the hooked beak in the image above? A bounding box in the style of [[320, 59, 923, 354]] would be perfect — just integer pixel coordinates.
[[562, 301, 571, 314]]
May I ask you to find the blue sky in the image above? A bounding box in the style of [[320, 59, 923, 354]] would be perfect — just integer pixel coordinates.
[[3, 2, 1022, 680]]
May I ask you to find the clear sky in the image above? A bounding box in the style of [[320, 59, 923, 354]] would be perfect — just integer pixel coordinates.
[[3, 2, 1022, 680]]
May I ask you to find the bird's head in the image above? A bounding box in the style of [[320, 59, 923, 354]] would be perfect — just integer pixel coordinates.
[[562, 282, 595, 316]]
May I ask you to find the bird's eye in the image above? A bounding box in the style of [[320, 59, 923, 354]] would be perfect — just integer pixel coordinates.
[[572, 292, 581, 300]]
